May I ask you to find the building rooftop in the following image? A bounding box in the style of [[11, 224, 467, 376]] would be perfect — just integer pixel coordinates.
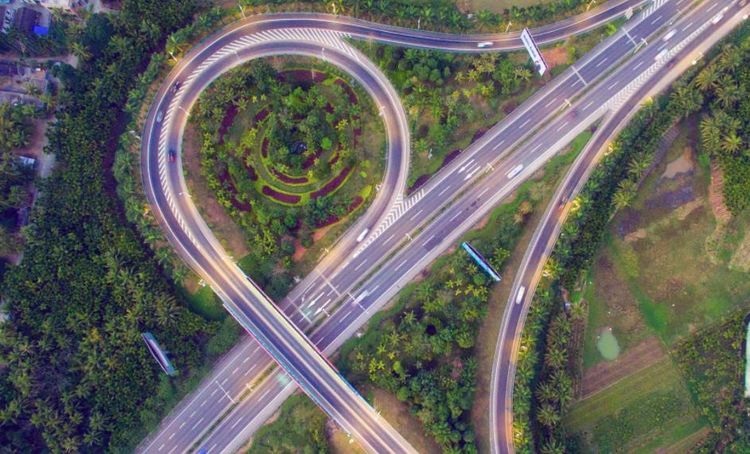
[[13, 7, 40, 34]]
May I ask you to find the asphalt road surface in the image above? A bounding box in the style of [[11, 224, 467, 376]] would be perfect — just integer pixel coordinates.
[[137, 0, 705, 452]]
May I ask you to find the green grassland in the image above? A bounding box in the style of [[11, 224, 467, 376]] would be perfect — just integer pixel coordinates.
[[580, 124, 750, 370], [566, 359, 706, 453], [569, 118, 750, 451]]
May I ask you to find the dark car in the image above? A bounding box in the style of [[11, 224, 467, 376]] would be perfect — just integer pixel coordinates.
[[172, 81, 181, 94], [168, 149, 177, 163]]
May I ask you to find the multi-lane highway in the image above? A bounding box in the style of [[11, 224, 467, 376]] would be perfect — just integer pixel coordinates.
[[489, 2, 749, 452], [138, 0, 716, 452]]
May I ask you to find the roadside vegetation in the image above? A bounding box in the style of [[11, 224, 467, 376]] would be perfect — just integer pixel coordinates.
[[0, 2, 224, 452], [191, 58, 383, 298], [246, 394, 331, 453], [235, 0, 603, 34], [515, 21, 750, 454]]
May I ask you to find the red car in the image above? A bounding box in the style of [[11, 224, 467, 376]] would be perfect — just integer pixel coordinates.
[[168, 149, 177, 163]]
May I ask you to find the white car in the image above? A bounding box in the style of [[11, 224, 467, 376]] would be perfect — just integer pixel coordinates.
[[477, 41, 493, 48], [156, 110, 163, 123]]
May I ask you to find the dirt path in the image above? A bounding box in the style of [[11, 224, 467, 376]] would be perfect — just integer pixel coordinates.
[[182, 124, 250, 259], [579, 336, 665, 399], [708, 162, 731, 224]]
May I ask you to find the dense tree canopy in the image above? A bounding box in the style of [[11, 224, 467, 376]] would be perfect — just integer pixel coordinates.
[[0, 1, 216, 452]]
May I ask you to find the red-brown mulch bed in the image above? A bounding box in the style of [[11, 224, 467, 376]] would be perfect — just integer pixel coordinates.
[[218, 105, 238, 144], [335, 79, 358, 104], [262, 185, 301, 204], [472, 128, 488, 142], [271, 168, 308, 184], [348, 195, 363, 211], [328, 151, 339, 166], [315, 195, 364, 228], [316, 214, 340, 228], [311, 166, 351, 199], [278, 69, 327, 85], [324, 103, 334, 113], [503, 100, 518, 115], [218, 170, 252, 211], [442, 149, 462, 167], [246, 164, 258, 181], [261, 138, 269, 158], [254, 108, 269, 122], [407, 174, 430, 195], [302, 148, 323, 169]]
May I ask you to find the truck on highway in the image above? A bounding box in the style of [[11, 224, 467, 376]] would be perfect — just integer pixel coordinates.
[[477, 41, 493, 48], [356, 228, 369, 242], [515, 286, 526, 304], [662, 29, 676, 41], [506, 164, 524, 179], [655, 48, 669, 61]]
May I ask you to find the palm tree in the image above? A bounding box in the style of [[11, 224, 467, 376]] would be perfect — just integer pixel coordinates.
[[514, 67, 533, 83], [612, 179, 636, 213], [536, 381, 557, 403], [670, 85, 703, 117], [716, 79, 740, 109], [545, 346, 567, 370], [540, 439, 566, 454], [694, 65, 718, 92], [536, 403, 560, 428], [70, 42, 91, 61], [627, 155, 652, 178], [719, 44, 742, 73], [700, 115, 721, 154], [721, 132, 742, 155]]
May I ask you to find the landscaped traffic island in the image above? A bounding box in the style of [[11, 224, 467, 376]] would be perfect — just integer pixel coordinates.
[[190, 58, 384, 296]]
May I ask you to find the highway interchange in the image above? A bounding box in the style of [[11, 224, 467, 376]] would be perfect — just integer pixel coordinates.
[[138, 0, 748, 452]]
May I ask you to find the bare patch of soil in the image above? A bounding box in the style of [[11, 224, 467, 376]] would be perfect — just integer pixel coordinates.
[[542, 46, 569, 68], [708, 161, 731, 224], [594, 256, 644, 337], [183, 123, 249, 259], [729, 230, 750, 272], [363, 387, 441, 454], [624, 227, 647, 243], [580, 336, 665, 399], [661, 147, 694, 179]]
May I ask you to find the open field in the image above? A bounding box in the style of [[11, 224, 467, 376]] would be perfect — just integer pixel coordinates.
[[566, 358, 707, 452], [580, 123, 750, 371], [568, 117, 750, 452]]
